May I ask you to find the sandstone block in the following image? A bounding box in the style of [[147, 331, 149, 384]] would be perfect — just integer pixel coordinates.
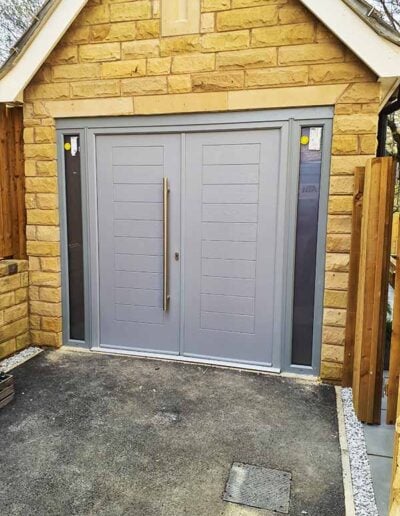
[[53, 63, 101, 81], [34, 127, 55, 144], [217, 6, 278, 31], [321, 344, 345, 364], [217, 48, 276, 69], [40, 257, 61, 272], [27, 242, 60, 257], [90, 21, 137, 43], [76, 5, 110, 25], [136, 19, 160, 39], [71, 80, 121, 98], [322, 325, 346, 345], [31, 330, 62, 347], [278, 4, 311, 24], [41, 316, 63, 333], [168, 75, 192, 93], [323, 308, 346, 327], [328, 195, 353, 214], [325, 253, 350, 272], [326, 234, 351, 253], [192, 71, 244, 92], [121, 76, 167, 95], [25, 177, 58, 194], [279, 43, 344, 66], [329, 176, 354, 195], [110, 1, 152, 22], [47, 45, 78, 65], [360, 134, 378, 155], [30, 301, 62, 317], [30, 272, 61, 288], [309, 62, 373, 85], [16, 332, 30, 351], [3, 304, 28, 324], [325, 271, 349, 291], [201, 30, 249, 52], [80, 43, 121, 62], [202, 0, 230, 11], [0, 338, 16, 359], [333, 114, 378, 135], [102, 60, 146, 78], [251, 23, 314, 47], [39, 287, 62, 303], [0, 275, 21, 294], [36, 194, 59, 210], [201, 13, 215, 33], [122, 39, 159, 59], [0, 292, 15, 309], [160, 35, 201, 56], [327, 215, 352, 234], [36, 226, 60, 242], [246, 66, 308, 88], [25, 83, 70, 101], [0, 318, 29, 342], [332, 135, 359, 155], [172, 54, 214, 73], [147, 57, 171, 75], [15, 288, 28, 304], [324, 289, 348, 309]]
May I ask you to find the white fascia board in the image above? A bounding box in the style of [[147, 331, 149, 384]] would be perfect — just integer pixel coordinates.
[[299, 0, 400, 79], [0, 0, 88, 103]]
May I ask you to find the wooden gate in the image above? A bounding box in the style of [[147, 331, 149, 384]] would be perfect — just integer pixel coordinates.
[[0, 105, 26, 260], [342, 157, 396, 424]]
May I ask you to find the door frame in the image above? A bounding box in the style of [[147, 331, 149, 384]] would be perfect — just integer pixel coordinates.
[[57, 107, 333, 375]]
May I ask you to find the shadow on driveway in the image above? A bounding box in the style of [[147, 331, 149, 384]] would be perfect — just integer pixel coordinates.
[[0, 350, 344, 515]]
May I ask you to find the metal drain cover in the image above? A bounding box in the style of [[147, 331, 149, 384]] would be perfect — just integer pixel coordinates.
[[223, 462, 291, 514]]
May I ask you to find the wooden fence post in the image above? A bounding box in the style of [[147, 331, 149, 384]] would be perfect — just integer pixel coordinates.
[[387, 221, 400, 424], [352, 157, 395, 424], [343, 167, 365, 387]]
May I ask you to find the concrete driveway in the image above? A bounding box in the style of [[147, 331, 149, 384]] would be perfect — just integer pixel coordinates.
[[0, 350, 344, 515]]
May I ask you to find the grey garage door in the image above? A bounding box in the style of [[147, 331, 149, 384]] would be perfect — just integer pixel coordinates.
[[96, 128, 285, 367]]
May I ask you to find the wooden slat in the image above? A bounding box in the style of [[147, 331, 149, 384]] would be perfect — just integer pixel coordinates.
[[342, 166, 365, 387], [0, 105, 26, 260], [387, 223, 400, 423], [352, 157, 395, 424]]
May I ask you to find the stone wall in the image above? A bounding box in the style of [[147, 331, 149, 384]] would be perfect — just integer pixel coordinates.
[[22, 0, 382, 381], [0, 260, 30, 360]]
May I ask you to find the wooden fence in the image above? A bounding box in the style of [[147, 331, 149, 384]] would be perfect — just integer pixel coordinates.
[[0, 104, 26, 260], [342, 157, 396, 424]]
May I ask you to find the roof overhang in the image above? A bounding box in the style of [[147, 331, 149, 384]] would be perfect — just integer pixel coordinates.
[[0, 0, 88, 103], [299, 0, 400, 79], [0, 0, 399, 105]]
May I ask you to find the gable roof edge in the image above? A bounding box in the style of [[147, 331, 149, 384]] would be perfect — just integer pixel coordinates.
[[299, 0, 400, 79], [0, 0, 88, 103]]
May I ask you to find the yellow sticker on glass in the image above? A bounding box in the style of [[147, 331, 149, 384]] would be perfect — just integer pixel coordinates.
[[64, 143, 71, 151], [300, 136, 309, 146]]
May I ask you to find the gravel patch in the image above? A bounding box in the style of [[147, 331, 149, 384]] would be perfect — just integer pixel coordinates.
[[342, 387, 378, 516], [0, 347, 42, 373]]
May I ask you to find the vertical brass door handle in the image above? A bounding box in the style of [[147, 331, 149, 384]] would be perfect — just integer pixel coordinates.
[[163, 177, 170, 311]]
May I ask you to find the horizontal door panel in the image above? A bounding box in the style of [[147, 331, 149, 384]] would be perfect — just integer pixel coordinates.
[[203, 144, 260, 165], [114, 165, 164, 184], [115, 271, 162, 290], [201, 276, 256, 297], [202, 164, 259, 185], [115, 254, 163, 273], [202, 222, 257, 242], [114, 202, 162, 221], [112, 146, 164, 166], [114, 184, 162, 203], [202, 185, 259, 204], [115, 287, 163, 307], [201, 294, 255, 316], [115, 237, 163, 255], [114, 220, 163, 238], [202, 258, 256, 279], [202, 204, 258, 223], [202, 240, 257, 260], [116, 304, 164, 324], [201, 312, 255, 333]]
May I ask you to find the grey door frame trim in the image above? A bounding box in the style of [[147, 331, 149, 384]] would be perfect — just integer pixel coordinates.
[[56, 107, 334, 375]]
